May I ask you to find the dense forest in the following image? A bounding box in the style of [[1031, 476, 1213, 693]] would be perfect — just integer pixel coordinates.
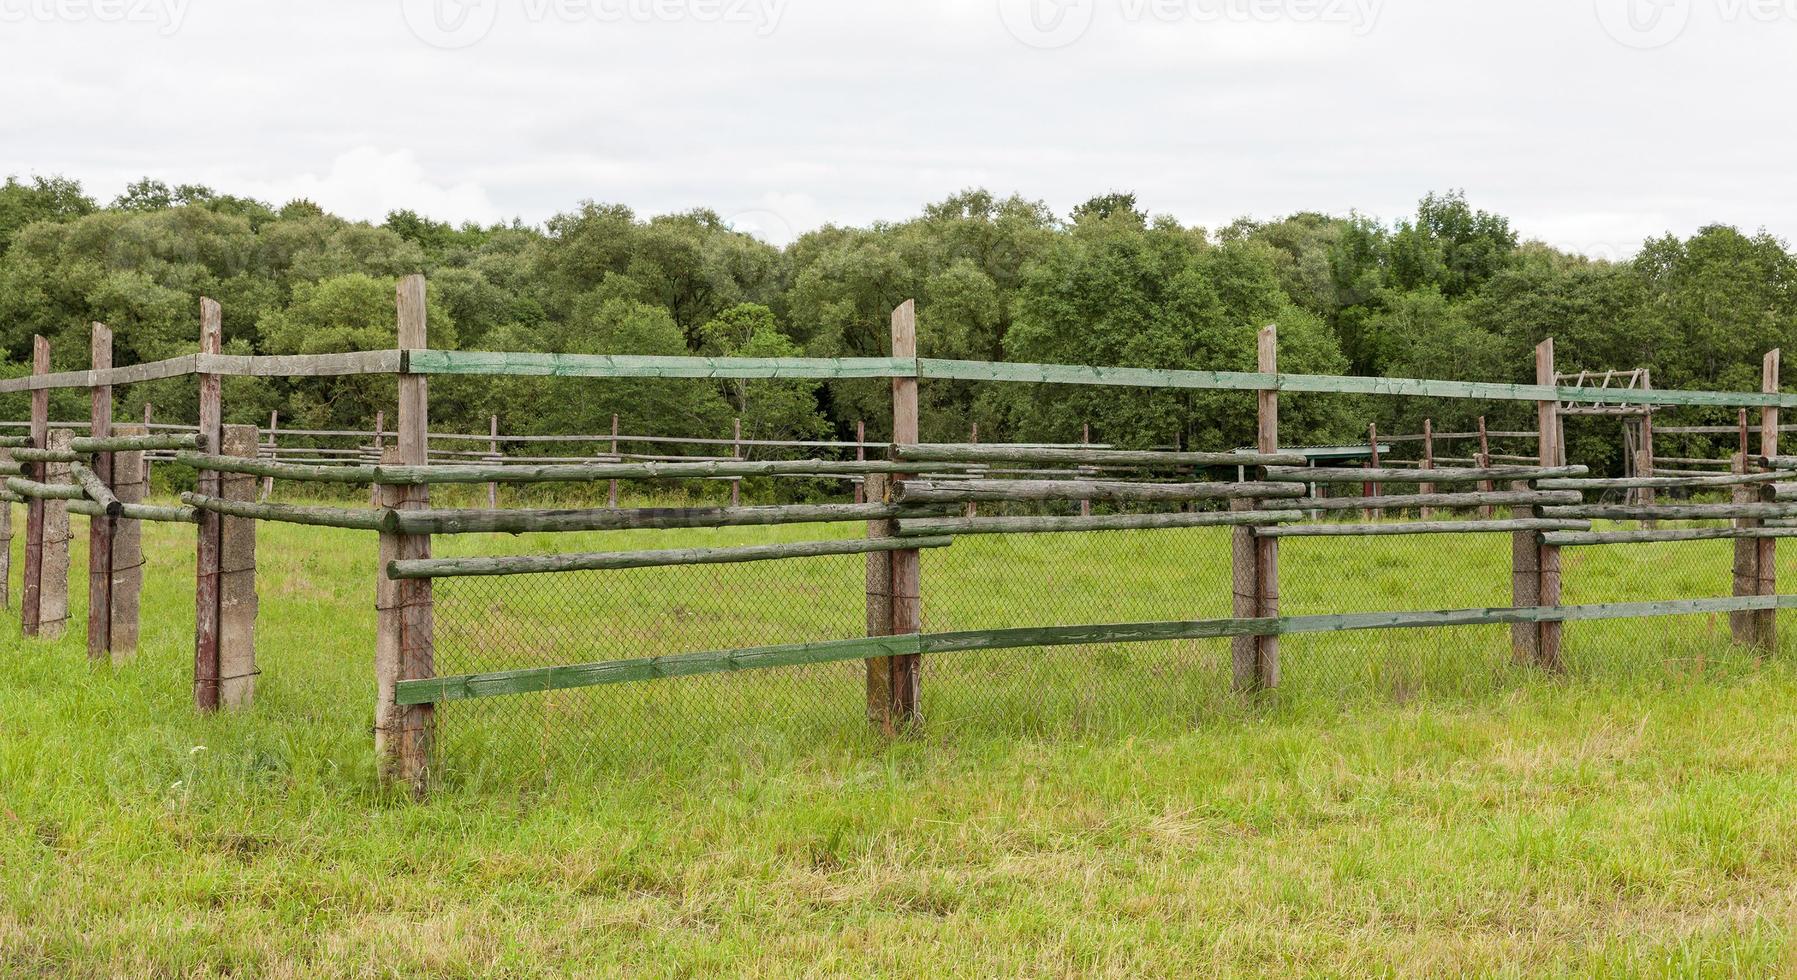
[[1, 175, 1791, 473]]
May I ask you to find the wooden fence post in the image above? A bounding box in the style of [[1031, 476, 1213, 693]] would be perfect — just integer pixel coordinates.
[[965, 423, 979, 518], [488, 414, 499, 508], [368, 410, 385, 508], [376, 274, 434, 796], [218, 424, 260, 707], [1362, 422, 1378, 521], [1477, 416, 1494, 520], [262, 411, 277, 501], [608, 414, 620, 508], [1758, 350, 1780, 651], [1254, 324, 1280, 689], [1080, 423, 1092, 517], [39, 429, 72, 641], [0, 443, 11, 611], [854, 419, 866, 505], [886, 300, 922, 727], [1420, 418, 1436, 518], [1534, 339, 1563, 670], [863, 471, 895, 735], [194, 298, 223, 711], [109, 423, 147, 663], [731, 417, 742, 508], [22, 335, 47, 637], [141, 402, 153, 487], [87, 322, 115, 661]]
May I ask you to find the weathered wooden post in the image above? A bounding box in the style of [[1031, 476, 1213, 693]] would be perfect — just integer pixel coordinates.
[[194, 298, 223, 711], [1361, 423, 1377, 521], [1637, 370, 1657, 517], [487, 414, 500, 508], [39, 429, 73, 640], [1420, 418, 1436, 518], [0, 444, 11, 611], [262, 411, 277, 501], [885, 300, 923, 726], [1534, 339, 1563, 669], [369, 410, 385, 508], [141, 402, 153, 486], [731, 417, 743, 508], [109, 423, 147, 662], [608, 414, 621, 508], [965, 422, 979, 519], [1477, 417, 1495, 519], [1233, 324, 1280, 691], [1757, 350, 1780, 650], [854, 419, 867, 505], [376, 274, 435, 796], [218, 424, 260, 707], [87, 322, 115, 660], [863, 471, 895, 735], [1080, 423, 1092, 517], [22, 335, 48, 637]]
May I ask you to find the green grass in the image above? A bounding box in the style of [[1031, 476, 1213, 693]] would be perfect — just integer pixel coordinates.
[[6, 503, 1797, 975]]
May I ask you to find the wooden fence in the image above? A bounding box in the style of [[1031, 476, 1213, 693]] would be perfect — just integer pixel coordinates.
[[9, 278, 1797, 797]]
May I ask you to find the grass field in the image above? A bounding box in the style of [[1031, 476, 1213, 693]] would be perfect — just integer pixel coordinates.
[[6, 503, 1797, 975]]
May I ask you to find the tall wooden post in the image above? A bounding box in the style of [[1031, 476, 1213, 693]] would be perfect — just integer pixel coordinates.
[[731, 417, 743, 508], [369, 410, 385, 508], [1254, 324, 1280, 688], [140, 402, 153, 487], [1235, 325, 1280, 691], [863, 472, 895, 735], [1477, 416, 1494, 520], [194, 299, 223, 710], [487, 414, 500, 508], [87, 323, 115, 661], [1420, 419, 1436, 518], [262, 411, 277, 501], [854, 419, 867, 505], [608, 414, 621, 508], [39, 429, 72, 641], [22, 335, 48, 637], [1757, 350, 1780, 650], [1534, 339, 1563, 670], [218, 425, 259, 707], [965, 423, 979, 518], [885, 300, 922, 727], [109, 423, 147, 663], [1080, 423, 1092, 517], [377, 274, 435, 796], [1637, 370, 1657, 516], [0, 443, 11, 611]]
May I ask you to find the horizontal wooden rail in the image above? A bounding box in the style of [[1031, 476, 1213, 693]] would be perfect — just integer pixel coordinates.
[[892, 445, 1307, 467], [394, 594, 1797, 705], [1545, 527, 1797, 546], [1542, 471, 1787, 491], [11, 448, 82, 463], [406, 350, 913, 380], [5, 476, 83, 500], [1264, 490, 1582, 512], [1255, 519, 1590, 538], [70, 433, 198, 453], [895, 511, 1302, 537], [387, 535, 956, 580], [1265, 465, 1587, 484], [894, 479, 1304, 503], [182, 493, 397, 532], [67, 499, 198, 524], [1545, 503, 1797, 520], [394, 503, 918, 535], [174, 452, 969, 485]]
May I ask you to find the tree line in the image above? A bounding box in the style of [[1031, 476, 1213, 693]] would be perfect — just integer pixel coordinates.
[[1, 175, 1790, 476]]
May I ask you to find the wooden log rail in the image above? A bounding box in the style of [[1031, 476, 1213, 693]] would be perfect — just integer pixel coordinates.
[[892, 445, 1307, 467], [1265, 465, 1588, 484], [1264, 490, 1581, 512], [392, 593, 1797, 705], [178, 497, 930, 536], [385, 535, 956, 580], [1542, 472, 1786, 491], [893, 479, 1305, 504], [1256, 519, 1592, 538], [172, 452, 976, 485], [1547, 503, 1797, 520], [895, 511, 1302, 537], [1545, 527, 1797, 547]]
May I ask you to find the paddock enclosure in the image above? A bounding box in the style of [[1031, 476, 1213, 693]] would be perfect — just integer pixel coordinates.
[[6, 275, 1797, 797]]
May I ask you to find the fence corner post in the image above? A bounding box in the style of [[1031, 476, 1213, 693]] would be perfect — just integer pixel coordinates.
[[218, 424, 260, 707], [886, 300, 922, 727], [1235, 324, 1280, 692], [1533, 338, 1563, 670], [22, 334, 48, 637], [377, 273, 434, 798], [195, 297, 223, 711], [87, 322, 115, 661]]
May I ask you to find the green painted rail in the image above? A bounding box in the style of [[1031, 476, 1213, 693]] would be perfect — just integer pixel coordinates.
[[394, 594, 1797, 704]]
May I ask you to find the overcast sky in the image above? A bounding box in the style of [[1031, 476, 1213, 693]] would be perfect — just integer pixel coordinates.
[[0, 0, 1787, 255]]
